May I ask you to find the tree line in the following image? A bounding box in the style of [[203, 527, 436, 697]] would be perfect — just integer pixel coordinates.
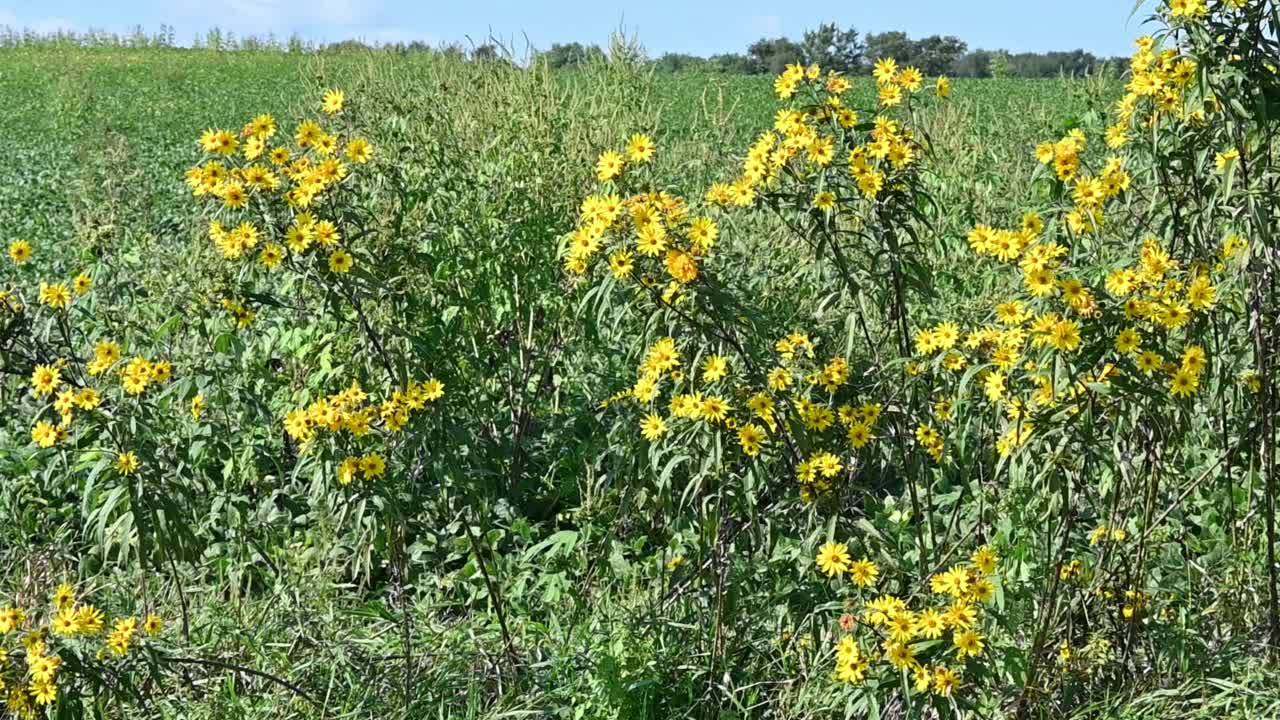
[[546, 23, 1123, 78], [0, 22, 1124, 78], [0, 25, 314, 51]]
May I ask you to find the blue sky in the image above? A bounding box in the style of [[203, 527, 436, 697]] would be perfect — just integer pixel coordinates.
[[1, 1, 1158, 56]]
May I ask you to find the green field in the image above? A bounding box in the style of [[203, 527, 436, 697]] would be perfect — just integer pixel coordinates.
[[2, 34, 1279, 720], [0, 48, 1103, 248]]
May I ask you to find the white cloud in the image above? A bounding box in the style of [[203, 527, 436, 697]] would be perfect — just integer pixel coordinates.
[[747, 14, 783, 38], [0, 8, 78, 34], [1, 1, 430, 47], [199, 0, 372, 27], [30, 16, 77, 33], [312, 0, 365, 26], [219, 0, 278, 22]]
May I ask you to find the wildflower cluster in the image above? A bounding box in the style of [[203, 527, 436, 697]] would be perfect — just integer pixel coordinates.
[[1111, 34, 1206, 148], [816, 542, 1001, 703], [706, 60, 936, 220], [601, 335, 756, 451], [566, 142, 717, 305], [283, 378, 444, 485], [185, 91, 454, 496], [186, 90, 375, 321], [6, 198, 193, 496], [4, 239, 92, 315], [566, 187, 711, 294], [0, 585, 161, 717], [1028, 133, 1131, 234], [573, 60, 949, 509], [558, 2, 1277, 710], [600, 328, 895, 504], [0, 0, 1272, 715], [916, 149, 1243, 464], [220, 296, 257, 328], [22, 330, 176, 481]]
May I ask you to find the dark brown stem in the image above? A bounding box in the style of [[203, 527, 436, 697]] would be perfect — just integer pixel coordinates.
[[463, 507, 515, 659], [163, 655, 318, 706]]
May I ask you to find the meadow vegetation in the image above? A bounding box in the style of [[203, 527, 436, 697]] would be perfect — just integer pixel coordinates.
[[2, 2, 1280, 718]]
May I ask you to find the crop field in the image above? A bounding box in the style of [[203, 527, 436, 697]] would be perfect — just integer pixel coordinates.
[[0, 48, 1099, 249], [3, 3, 1280, 719]]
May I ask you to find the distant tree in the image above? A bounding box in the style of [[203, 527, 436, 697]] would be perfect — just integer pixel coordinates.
[[654, 52, 707, 72], [952, 50, 993, 78], [472, 43, 500, 62], [864, 31, 916, 66], [990, 51, 1012, 79], [439, 43, 466, 61], [951, 48, 1112, 78], [1009, 49, 1099, 77], [287, 32, 306, 53], [748, 36, 805, 76], [243, 34, 281, 51], [912, 35, 968, 75], [541, 42, 605, 69], [324, 39, 373, 53], [801, 22, 864, 73], [708, 52, 759, 74]]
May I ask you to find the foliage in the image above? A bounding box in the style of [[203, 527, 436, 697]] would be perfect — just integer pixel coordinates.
[[2, 2, 1280, 719], [540, 42, 608, 69], [801, 23, 867, 74], [747, 37, 807, 77]]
